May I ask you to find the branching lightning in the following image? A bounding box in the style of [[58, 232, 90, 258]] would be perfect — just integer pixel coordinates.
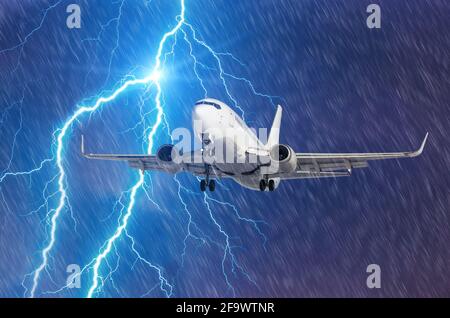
[[85, 1, 186, 298], [2, 0, 277, 297], [26, 55, 161, 299], [0, 0, 63, 75]]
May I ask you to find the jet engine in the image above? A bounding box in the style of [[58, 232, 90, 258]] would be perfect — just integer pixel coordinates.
[[156, 144, 181, 164], [269, 144, 297, 173]]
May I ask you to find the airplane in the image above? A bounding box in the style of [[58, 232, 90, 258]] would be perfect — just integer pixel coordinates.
[[81, 98, 428, 192]]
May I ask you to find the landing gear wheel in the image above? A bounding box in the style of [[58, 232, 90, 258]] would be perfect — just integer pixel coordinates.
[[208, 180, 216, 192], [259, 179, 267, 191], [200, 179, 207, 192], [268, 179, 275, 192]]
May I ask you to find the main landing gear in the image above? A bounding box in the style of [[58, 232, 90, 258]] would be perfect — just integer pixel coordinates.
[[200, 179, 215, 192], [259, 179, 275, 192]]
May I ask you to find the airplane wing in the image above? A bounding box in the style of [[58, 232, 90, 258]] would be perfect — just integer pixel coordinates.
[[81, 135, 159, 166], [273, 133, 428, 180], [80, 135, 227, 177]]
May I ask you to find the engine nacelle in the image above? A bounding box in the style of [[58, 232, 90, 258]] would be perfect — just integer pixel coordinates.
[[156, 144, 181, 164], [269, 144, 297, 173]]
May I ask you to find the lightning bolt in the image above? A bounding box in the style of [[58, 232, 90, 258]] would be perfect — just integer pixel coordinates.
[[11, 0, 275, 297], [182, 22, 244, 118], [126, 230, 173, 297], [1, 88, 25, 177], [25, 57, 162, 298], [81, 0, 126, 91], [84, 1, 271, 296], [85, 0, 186, 298]]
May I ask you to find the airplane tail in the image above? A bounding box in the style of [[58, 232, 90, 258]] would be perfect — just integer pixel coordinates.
[[265, 105, 282, 148]]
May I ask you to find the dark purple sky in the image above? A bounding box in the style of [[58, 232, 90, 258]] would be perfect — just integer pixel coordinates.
[[0, 0, 448, 297]]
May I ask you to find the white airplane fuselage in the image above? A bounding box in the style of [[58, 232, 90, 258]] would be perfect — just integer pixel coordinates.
[[192, 98, 280, 191]]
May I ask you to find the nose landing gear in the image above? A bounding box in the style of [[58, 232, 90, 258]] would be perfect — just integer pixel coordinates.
[[200, 164, 215, 192], [260, 178, 275, 192]]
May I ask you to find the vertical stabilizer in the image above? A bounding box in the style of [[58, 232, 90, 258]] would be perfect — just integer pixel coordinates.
[[266, 105, 282, 148]]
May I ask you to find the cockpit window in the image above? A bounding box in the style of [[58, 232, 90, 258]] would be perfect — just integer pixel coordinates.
[[195, 100, 222, 109]]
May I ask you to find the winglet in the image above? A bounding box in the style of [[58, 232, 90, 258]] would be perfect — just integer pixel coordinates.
[[81, 135, 86, 156], [412, 132, 429, 157]]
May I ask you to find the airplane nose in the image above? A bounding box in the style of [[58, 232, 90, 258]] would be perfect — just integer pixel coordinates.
[[193, 104, 216, 140], [192, 105, 210, 121]]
